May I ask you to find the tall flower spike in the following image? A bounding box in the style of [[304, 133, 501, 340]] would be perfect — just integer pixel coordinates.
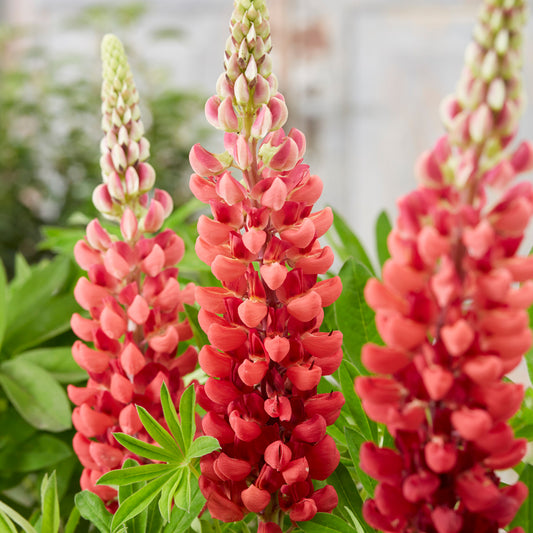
[[358, 2, 530, 532], [190, 2, 344, 531], [70, 34, 196, 510]]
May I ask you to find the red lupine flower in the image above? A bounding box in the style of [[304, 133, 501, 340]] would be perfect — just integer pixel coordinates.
[[70, 35, 196, 509], [357, 2, 530, 532], [190, 1, 344, 530]]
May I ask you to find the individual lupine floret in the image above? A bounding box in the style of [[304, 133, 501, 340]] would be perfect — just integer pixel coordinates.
[[357, 2, 531, 532], [69, 34, 196, 509], [189, 1, 344, 531]]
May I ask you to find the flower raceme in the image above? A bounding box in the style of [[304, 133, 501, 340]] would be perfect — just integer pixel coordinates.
[[189, 1, 344, 530], [69, 35, 196, 509], [356, 2, 531, 532]]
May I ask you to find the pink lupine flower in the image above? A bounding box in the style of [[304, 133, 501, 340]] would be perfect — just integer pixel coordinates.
[[357, 2, 530, 532], [70, 35, 196, 509], [190, 1, 344, 530]]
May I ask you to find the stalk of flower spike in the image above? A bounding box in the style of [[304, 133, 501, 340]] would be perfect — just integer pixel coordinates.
[[189, 1, 344, 530], [356, 2, 531, 532], [69, 34, 196, 509]]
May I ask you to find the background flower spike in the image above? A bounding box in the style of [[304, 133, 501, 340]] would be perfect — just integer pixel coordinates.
[[358, 1, 531, 531], [70, 34, 196, 511]]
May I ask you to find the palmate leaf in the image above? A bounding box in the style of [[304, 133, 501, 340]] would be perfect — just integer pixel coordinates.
[[98, 462, 173, 487], [111, 470, 176, 532], [160, 382, 186, 455], [119, 459, 148, 533], [137, 405, 184, 459]]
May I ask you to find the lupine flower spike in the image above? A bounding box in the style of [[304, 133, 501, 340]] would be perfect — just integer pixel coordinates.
[[69, 34, 196, 510], [357, 1, 531, 532], [189, 1, 344, 531]]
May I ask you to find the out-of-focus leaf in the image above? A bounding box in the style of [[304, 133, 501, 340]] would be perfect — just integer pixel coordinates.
[[0, 261, 7, 351], [40, 471, 60, 533], [63, 506, 81, 533], [333, 259, 380, 375], [375, 210, 392, 270], [0, 409, 36, 450], [329, 211, 376, 276], [74, 490, 112, 533], [0, 359, 71, 431], [0, 501, 36, 533], [0, 511, 17, 533], [39, 226, 86, 255], [0, 434, 70, 473], [15, 347, 86, 383]]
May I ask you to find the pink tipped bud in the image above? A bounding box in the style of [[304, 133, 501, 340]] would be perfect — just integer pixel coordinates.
[[262, 137, 299, 172], [137, 162, 156, 192], [111, 144, 127, 172], [288, 128, 306, 159], [268, 96, 288, 130], [218, 97, 239, 131], [153, 189, 173, 218], [216, 73, 233, 99], [124, 166, 139, 195], [511, 141, 533, 172], [86, 219, 112, 250], [143, 200, 165, 233], [234, 74, 250, 106], [216, 172, 246, 205], [205, 95, 221, 128], [92, 184, 114, 214], [189, 144, 232, 177], [253, 75, 271, 106], [120, 208, 138, 241], [469, 103, 494, 143], [251, 105, 273, 138], [107, 172, 125, 202]]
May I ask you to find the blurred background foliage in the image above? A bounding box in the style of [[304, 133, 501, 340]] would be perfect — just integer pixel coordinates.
[[0, 1, 207, 278]]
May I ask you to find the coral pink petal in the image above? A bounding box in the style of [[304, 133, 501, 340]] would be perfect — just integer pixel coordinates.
[[237, 299, 268, 328], [260, 262, 287, 290], [287, 291, 322, 322]]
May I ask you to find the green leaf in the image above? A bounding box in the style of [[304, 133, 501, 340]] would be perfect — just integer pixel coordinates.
[[3, 293, 79, 354], [113, 432, 177, 463], [0, 409, 36, 450], [0, 359, 72, 432], [163, 483, 205, 533], [164, 197, 205, 228], [328, 463, 363, 524], [98, 462, 173, 486], [333, 259, 381, 375], [39, 226, 86, 255], [40, 471, 60, 533], [137, 405, 184, 458], [160, 382, 186, 456], [179, 384, 196, 450], [0, 261, 8, 351], [510, 463, 533, 531], [173, 468, 192, 511], [0, 501, 36, 533], [0, 511, 17, 533], [345, 427, 376, 497], [339, 360, 377, 442], [119, 459, 148, 533], [11, 254, 31, 288], [74, 490, 112, 533], [297, 512, 356, 533], [187, 436, 220, 459], [63, 506, 81, 533], [4, 255, 76, 355], [329, 211, 376, 276], [159, 469, 183, 522], [15, 347, 87, 383], [375, 211, 392, 270], [111, 470, 175, 532], [183, 304, 210, 350]]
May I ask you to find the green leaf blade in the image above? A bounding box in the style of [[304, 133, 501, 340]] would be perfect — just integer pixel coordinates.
[[137, 405, 183, 458], [375, 210, 392, 269], [0, 360, 72, 432], [179, 384, 196, 450], [113, 432, 176, 463], [98, 462, 173, 487], [74, 491, 112, 533], [187, 436, 220, 460]]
